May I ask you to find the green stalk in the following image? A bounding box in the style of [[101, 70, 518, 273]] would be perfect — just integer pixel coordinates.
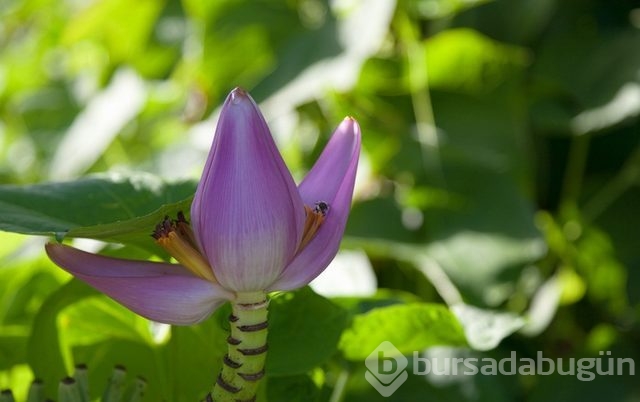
[[73, 364, 89, 402], [58, 378, 82, 402], [0, 389, 15, 402], [211, 291, 269, 402], [395, 8, 442, 179], [124, 377, 147, 402], [560, 134, 590, 207], [102, 366, 127, 402], [26, 380, 45, 402]]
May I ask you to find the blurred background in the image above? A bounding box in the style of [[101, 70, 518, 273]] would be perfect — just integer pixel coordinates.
[[1, 0, 639, 401]]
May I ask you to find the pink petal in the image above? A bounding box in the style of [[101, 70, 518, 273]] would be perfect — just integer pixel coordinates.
[[269, 117, 361, 291], [45, 244, 232, 325], [191, 88, 306, 292]]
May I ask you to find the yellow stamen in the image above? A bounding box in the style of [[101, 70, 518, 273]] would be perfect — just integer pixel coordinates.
[[156, 232, 217, 282], [298, 205, 326, 252], [153, 214, 217, 283]]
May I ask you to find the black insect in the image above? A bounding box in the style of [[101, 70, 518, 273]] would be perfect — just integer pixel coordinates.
[[313, 201, 329, 216]]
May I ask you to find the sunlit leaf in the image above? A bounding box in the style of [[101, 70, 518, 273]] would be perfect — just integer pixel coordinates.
[[339, 303, 467, 360], [409, 0, 493, 19], [62, 0, 163, 64], [27, 279, 96, 396], [59, 297, 155, 347], [424, 29, 529, 94], [0, 173, 195, 252]]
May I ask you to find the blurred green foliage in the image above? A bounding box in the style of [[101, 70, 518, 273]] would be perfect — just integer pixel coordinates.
[[1, 0, 639, 401]]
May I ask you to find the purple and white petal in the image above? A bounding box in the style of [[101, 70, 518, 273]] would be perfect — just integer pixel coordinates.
[[270, 117, 361, 291], [46, 244, 232, 325], [191, 88, 306, 292]]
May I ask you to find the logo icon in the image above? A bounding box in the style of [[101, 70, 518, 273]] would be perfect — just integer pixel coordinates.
[[365, 341, 408, 397]]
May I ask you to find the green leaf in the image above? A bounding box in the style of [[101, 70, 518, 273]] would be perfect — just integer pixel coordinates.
[[267, 288, 349, 376], [420, 90, 546, 306], [266, 375, 323, 402], [409, 0, 493, 20], [27, 279, 97, 396], [0, 173, 195, 251], [0, 253, 66, 373], [0, 329, 28, 371], [424, 29, 529, 94], [58, 297, 155, 347], [160, 307, 230, 401], [346, 197, 422, 244], [0, 258, 64, 328], [62, 0, 163, 64], [339, 303, 467, 361], [332, 289, 424, 315]]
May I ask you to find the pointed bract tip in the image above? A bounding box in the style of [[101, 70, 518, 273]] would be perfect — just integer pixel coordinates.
[[230, 87, 249, 104], [342, 116, 360, 130], [339, 116, 361, 140]]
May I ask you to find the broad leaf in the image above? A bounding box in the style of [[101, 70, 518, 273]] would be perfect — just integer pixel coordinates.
[[59, 297, 156, 347], [0, 173, 196, 252], [266, 375, 324, 402], [27, 279, 96, 396], [267, 287, 349, 376], [339, 303, 467, 360]]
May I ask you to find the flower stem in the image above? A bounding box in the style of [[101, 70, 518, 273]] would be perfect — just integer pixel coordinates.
[[212, 291, 269, 402]]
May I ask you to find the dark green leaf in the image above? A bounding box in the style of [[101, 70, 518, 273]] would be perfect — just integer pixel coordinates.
[[159, 306, 230, 401], [267, 288, 349, 376], [0, 173, 195, 251], [266, 375, 322, 402]]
